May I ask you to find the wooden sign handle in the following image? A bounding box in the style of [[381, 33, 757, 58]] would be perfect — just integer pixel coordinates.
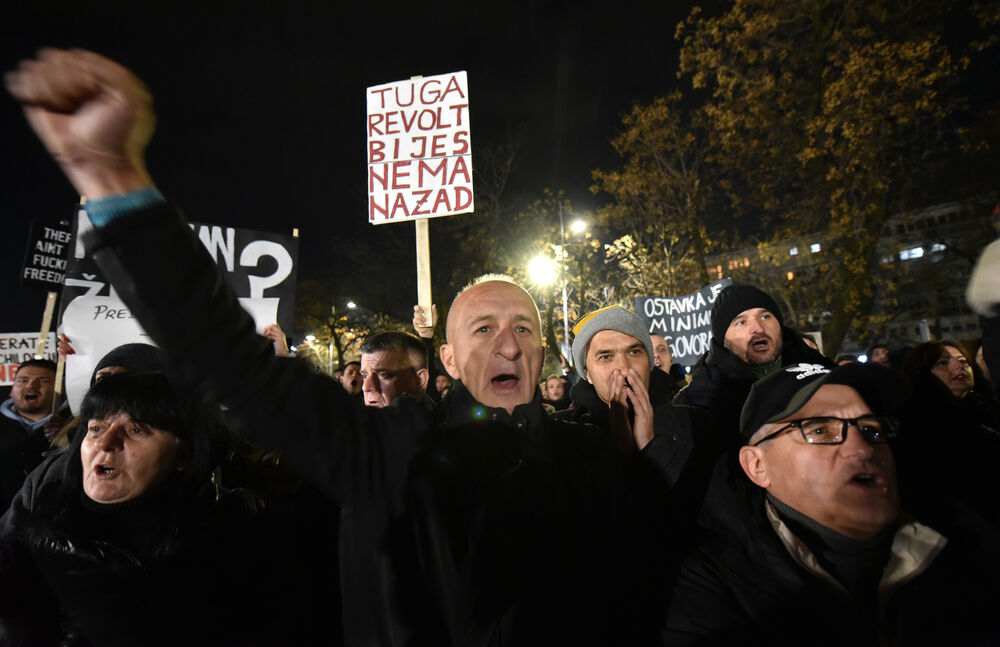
[[416, 219, 432, 316]]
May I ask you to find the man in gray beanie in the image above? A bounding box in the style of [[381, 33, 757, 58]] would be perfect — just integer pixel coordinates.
[[566, 306, 657, 449], [675, 284, 833, 446]]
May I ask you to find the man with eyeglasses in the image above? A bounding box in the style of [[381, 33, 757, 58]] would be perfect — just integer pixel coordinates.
[[663, 362, 1000, 644]]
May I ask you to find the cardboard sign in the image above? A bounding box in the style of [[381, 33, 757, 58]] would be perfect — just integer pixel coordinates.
[[0, 333, 58, 385], [635, 279, 732, 367], [366, 71, 473, 224], [21, 219, 72, 288], [59, 210, 300, 413]]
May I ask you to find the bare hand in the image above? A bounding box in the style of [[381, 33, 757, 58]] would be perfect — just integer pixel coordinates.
[[412, 304, 438, 339], [57, 333, 76, 359], [608, 368, 654, 452], [5, 48, 155, 198], [261, 323, 290, 357]]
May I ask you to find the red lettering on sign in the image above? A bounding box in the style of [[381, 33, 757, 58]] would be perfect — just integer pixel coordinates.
[[369, 165, 389, 192], [453, 131, 469, 155], [391, 161, 411, 189], [449, 156, 471, 184], [368, 113, 385, 136], [369, 140, 385, 163], [391, 193, 410, 218]]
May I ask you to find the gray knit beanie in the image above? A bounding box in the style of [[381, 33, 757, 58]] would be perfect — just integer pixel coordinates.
[[571, 306, 654, 378]]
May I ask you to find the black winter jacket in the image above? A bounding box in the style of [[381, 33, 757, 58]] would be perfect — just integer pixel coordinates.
[[674, 328, 834, 444], [662, 459, 1000, 645], [84, 202, 657, 647], [0, 449, 287, 646]]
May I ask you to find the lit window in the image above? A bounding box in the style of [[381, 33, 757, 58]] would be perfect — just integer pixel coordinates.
[[789, 247, 799, 256], [786, 272, 794, 281], [899, 246, 925, 261], [810, 243, 821, 253]]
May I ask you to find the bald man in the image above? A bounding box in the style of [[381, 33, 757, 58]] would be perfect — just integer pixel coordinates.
[[7, 48, 658, 646]]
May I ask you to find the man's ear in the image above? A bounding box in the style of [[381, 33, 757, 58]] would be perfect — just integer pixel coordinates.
[[439, 344, 460, 380], [738, 446, 770, 488], [416, 367, 430, 391]]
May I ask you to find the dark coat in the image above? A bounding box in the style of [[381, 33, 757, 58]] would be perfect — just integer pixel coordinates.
[[673, 328, 834, 444], [84, 201, 658, 647], [0, 449, 289, 646], [0, 412, 50, 514], [893, 370, 1000, 525], [662, 458, 1000, 645]]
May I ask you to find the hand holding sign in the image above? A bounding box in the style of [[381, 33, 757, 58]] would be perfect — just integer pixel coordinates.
[[5, 48, 154, 199]]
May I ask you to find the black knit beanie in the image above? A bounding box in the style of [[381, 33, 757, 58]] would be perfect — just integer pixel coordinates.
[[91, 343, 167, 385], [711, 285, 783, 343]]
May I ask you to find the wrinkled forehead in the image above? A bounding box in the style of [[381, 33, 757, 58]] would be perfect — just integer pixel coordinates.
[[361, 348, 413, 370], [14, 366, 54, 380], [447, 281, 540, 333]]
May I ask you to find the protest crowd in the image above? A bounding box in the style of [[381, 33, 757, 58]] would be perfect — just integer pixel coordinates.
[[2, 48, 1000, 646]]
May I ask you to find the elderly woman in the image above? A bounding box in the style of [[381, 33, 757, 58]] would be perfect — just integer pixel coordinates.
[[894, 340, 1000, 524], [0, 372, 294, 645]]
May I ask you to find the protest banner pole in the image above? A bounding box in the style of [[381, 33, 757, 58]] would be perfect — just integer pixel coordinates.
[[35, 291, 57, 357], [408, 74, 433, 315], [52, 353, 65, 415], [416, 218, 432, 316]]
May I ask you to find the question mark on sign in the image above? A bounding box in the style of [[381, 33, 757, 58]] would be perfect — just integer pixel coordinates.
[[240, 241, 293, 298]]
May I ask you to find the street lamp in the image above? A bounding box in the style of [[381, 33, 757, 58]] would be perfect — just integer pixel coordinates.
[[557, 206, 589, 366], [528, 255, 558, 286]]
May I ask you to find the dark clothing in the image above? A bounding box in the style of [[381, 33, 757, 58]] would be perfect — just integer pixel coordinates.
[[560, 370, 722, 539], [84, 202, 655, 646], [893, 372, 1000, 525], [674, 328, 834, 444], [541, 395, 571, 411], [662, 458, 1000, 645], [0, 449, 289, 646], [0, 412, 50, 513]]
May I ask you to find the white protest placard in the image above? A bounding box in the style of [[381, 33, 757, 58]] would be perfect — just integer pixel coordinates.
[[366, 71, 473, 224], [635, 279, 732, 367], [60, 295, 282, 414], [0, 333, 58, 385]]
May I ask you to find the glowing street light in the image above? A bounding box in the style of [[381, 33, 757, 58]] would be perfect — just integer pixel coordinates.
[[347, 301, 357, 309], [570, 219, 587, 235], [305, 334, 316, 342], [528, 255, 558, 286]]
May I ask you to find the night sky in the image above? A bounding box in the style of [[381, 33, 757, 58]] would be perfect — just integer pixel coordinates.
[[2, 1, 692, 332]]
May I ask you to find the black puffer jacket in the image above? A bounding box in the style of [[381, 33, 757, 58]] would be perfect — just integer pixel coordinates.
[[0, 447, 287, 647], [674, 329, 834, 445], [83, 201, 659, 647]]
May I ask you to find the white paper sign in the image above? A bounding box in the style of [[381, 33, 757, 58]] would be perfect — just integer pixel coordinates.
[[366, 71, 473, 224]]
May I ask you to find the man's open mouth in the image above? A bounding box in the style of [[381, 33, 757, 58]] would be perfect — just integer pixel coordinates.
[[750, 338, 770, 352], [491, 374, 519, 390], [849, 472, 884, 489], [96, 465, 117, 477]]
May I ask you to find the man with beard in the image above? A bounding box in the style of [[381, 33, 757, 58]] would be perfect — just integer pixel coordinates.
[[675, 285, 832, 446], [1, 360, 57, 510], [663, 362, 1000, 644]]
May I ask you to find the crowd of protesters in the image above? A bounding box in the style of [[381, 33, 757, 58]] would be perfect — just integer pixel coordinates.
[[2, 48, 1000, 645]]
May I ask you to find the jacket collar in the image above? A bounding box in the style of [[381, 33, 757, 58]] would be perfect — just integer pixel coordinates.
[[439, 380, 546, 433]]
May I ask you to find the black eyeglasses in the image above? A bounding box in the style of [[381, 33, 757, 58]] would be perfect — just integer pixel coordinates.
[[752, 416, 898, 447]]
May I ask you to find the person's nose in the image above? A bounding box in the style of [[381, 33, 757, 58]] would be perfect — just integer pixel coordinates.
[[96, 425, 126, 452], [494, 325, 522, 360], [839, 421, 876, 459], [362, 372, 379, 393]]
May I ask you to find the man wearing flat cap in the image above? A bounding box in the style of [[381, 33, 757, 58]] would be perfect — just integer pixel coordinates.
[[675, 284, 833, 445], [662, 362, 1000, 644]]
